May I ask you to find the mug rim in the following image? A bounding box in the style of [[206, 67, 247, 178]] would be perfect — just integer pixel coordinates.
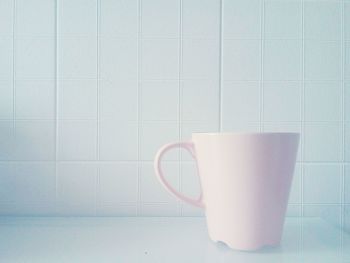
[[192, 132, 300, 136]]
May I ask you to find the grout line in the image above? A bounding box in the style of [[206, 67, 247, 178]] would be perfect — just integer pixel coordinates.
[[95, 0, 101, 217], [12, 0, 16, 130], [54, 0, 59, 214], [300, 0, 305, 251], [1, 77, 345, 82], [178, 0, 183, 216], [300, 0, 305, 216], [30, 35, 349, 42], [136, 0, 142, 216], [218, 0, 224, 132], [135, 202, 347, 206], [0, 119, 346, 124], [301, 0, 305, 216], [223, 79, 338, 82], [223, 38, 344, 42], [1, 160, 350, 164], [259, 0, 265, 132], [0, 201, 345, 207], [138, 35, 218, 40], [12, 35, 339, 42], [340, 0, 345, 250]]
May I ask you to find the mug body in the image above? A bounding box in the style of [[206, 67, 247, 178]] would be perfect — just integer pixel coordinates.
[[192, 132, 299, 251]]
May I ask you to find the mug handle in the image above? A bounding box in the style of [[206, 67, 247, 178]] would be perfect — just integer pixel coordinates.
[[154, 141, 204, 208]]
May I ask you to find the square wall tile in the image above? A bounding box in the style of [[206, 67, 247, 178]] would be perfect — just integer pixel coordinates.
[[141, 38, 179, 80], [16, 37, 55, 79], [99, 37, 138, 80], [222, 81, 260, 124], [222, 121, 260, 133], [263, 40, 301, 81], [16, 80, 55, 120], [305, 41, 341, 81], [181, 162, 201, 201], [0, 163, 15, 202], [264, 1, 301, 39], [346, 3, 350, 41], [100, 0, 138, 37], [56, 204, 96, 216], [289, 164, 301, 204], [99, 121, 138, 161], [303, 164, 342, 204], [304, 1, 341, 40], [16, 0, 55, 36], [262, 122, 302, 161], [59, 0, 97, 36], [181, 202, 204, 216], [346, 122, 350, 162], [16, 162, 55, 204], [182, 80, 219, 122], [263, 81, 301, 122], [58, 79, 97, 120], [57, 162, 97, 206], [263, 122, 301, 134], [58, 120, 97, 161], [223, 40, 261, 81], [0, 162, 55, 205], [142, 0, 179, 37], [344, 206, 350, 234], [304, 122, 342, 162], [181, 162, 205, 216], [141, 122, 179, 161], [345, 165, 350, 203], [182, 0, 220, 38], [99, 79, 137, 121], [286, 204, 301, 217], [0, 80, 13, 119], [15, 121, 55, 160], [97, 203, 137, 216], [0, 203, 56, 216], [0, 121, 15, 160], [141, 80, 179, 121], [141, 162, 179, 204], [181, 122, 219, 141], [99, 162, 138, 203], [59, 37, 97, 79], [0, 37, 13, 79], [140, 203, 179, 216], [303, 205, 341, 226], [346, 83, 350, 121], [346, 42, 350, 80], [0, 0, 13, 36], [304, 81, 342, 121], [182, 39, 220, 79], [223, 0, 260, 39]]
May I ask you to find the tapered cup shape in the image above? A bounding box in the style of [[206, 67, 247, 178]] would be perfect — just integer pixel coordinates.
[[155, 132, 300, 251]]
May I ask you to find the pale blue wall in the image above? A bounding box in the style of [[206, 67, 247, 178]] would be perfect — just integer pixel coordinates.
[[0, 0, 349, 228]]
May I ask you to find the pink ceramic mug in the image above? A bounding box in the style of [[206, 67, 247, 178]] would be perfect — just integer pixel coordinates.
[[154, 132, 300, 251]]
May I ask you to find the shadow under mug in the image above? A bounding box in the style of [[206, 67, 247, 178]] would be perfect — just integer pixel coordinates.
[[154, 132, 300, 251]]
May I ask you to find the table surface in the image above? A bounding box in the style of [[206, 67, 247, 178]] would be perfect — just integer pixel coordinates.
[[0, 217, 349, 263]]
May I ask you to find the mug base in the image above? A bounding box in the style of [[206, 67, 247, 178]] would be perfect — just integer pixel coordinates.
[[210, 236, 281, 251]]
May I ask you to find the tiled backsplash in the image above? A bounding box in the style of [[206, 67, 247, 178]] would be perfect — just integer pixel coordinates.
[[0, 0, 349, 225]]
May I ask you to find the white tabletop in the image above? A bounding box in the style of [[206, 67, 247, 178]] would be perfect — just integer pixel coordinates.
[[0, 217, 349, 263]]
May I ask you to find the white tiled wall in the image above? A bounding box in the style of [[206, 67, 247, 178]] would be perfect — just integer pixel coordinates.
[[0, 0, 349, 226]]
